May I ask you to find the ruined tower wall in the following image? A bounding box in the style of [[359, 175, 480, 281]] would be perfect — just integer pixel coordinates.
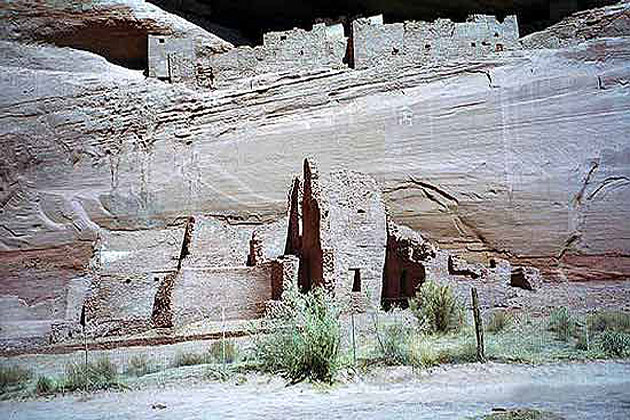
[[324, 170, 387, 311]]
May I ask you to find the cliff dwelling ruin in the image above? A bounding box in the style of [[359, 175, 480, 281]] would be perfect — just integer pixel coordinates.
[[0, 0, 628, 356]]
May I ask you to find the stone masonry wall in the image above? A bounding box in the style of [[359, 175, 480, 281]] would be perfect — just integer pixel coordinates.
[[353, 14, 520, 69], [199, 23, 347, 88]]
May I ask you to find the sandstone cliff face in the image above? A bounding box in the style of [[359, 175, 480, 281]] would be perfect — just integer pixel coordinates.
[[1, 1, 629, 347]]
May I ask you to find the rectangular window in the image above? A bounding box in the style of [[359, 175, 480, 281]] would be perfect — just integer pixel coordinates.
[[351, 269, 361, 292]]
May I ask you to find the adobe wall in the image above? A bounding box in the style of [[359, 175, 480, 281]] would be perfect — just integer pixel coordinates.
[[353, 14, 520, 69]]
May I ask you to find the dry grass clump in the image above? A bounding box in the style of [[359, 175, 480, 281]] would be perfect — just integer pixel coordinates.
[[486, 310, 513, 334], [62, 357, 122, 392]]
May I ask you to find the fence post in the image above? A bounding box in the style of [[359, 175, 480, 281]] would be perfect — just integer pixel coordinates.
[[351, 312, 357, 366], [471, 287, 486, 363]]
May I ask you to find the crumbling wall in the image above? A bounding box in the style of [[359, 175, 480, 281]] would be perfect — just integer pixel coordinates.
[[382, 222, 435, 310], [171, 263, 275, 325], [84, 226, 184, 335], [353, 14, 520, 69], [184, 215, 256, 267], [199, 23, 347, 88], [0, 244, 93, 350]]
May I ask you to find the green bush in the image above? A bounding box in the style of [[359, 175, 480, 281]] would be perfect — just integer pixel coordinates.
[[35, 376, 57, 395], [598, 331, 630, 357], [486, 310, 513, 333], [548, 307, 576, 342], [125, 354, 155, 377], [253, 287, 340, 384], [62, 358, 121, 392], [210, 339, 238, 364], [0, 365, 32, 393], [588, 311, 630, 334], [409, 281, 464, 334]]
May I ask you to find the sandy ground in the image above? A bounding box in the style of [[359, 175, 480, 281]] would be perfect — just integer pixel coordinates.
[[1, 361, 629, 419]]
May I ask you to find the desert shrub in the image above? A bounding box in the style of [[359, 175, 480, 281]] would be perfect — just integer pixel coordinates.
[[409, 281, 464, 334], [548, 307, 576, 342], [35, 376, 57, 395], [378, 323, 413, 365], [0, 365, 32, 393], [125, 354, 155, 377], [486, 310, 513, 333], [253, 287, 340, 384], [172, 351, 208, 367], [598, 331, 630, 358], [62, 357, 120, 392], [587, 311, 630, 334], [210, 339, 238, 364]]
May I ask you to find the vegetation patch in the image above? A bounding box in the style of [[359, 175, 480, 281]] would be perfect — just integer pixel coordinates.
[[409, 281, 464, 334], [62, 357, 123, 392], [478, 408, 565, 419], [253, 287, 340, 384], [35, 376, 57, 395], [125, 354, 156, 377], [486, 310, 513, 334], [0, 365, 32, 394], [210, 339, 239, 364]]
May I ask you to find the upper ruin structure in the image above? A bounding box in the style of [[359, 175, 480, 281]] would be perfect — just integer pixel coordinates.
[[147, 13, 520, 87]]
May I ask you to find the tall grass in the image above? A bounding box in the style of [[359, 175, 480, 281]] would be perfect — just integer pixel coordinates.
[[253, 287, 340, 384]]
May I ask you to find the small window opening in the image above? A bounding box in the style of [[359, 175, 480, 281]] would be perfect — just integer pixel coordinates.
[[424, 44, 431, 50], [351, 269, 361, 292], [494, 32, 500, 38], [299, 49, 304, 56], [482, 41, 490, 46], [159, 38, 165, 44], [489, 258, 497, 269], [392, 47, 399, 55], [280, 35, 287, 41], [357, 209, 366, 214], [495, 43, 504, 52], [471, 42, 476, 47], [154, 277, 160, 282], [125, 279, 131, 284]]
